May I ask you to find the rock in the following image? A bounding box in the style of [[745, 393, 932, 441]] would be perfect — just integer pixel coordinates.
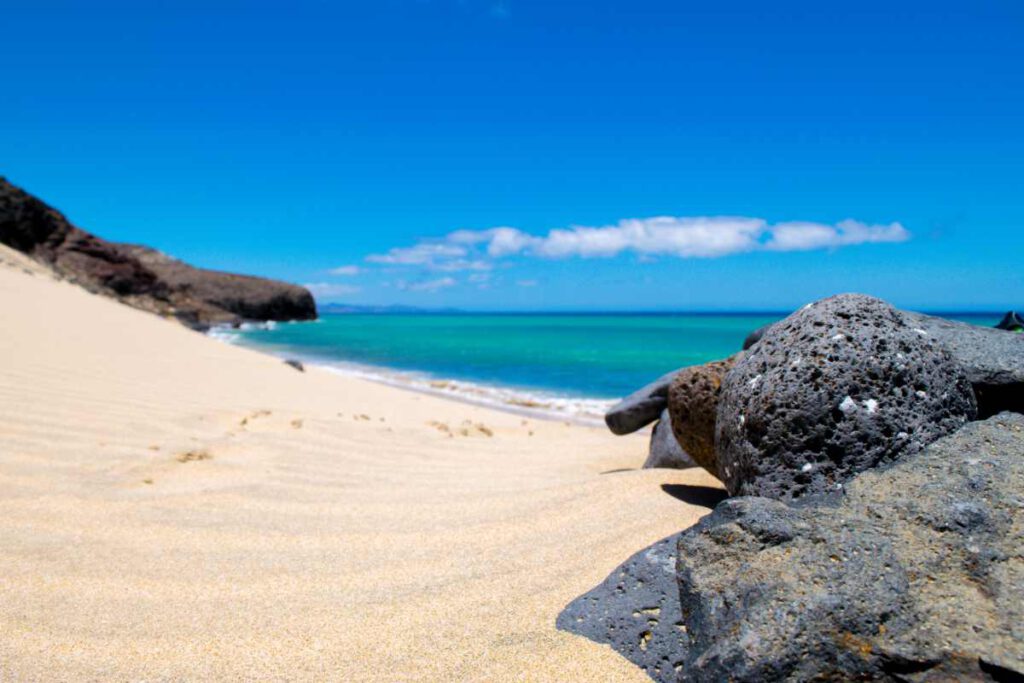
[[717, 294, 977, 500], [119, 244, 316, 326], [0, 177, 317, 329], [284, 359, 305, 372], [557, 533, 689, 682], [900, 311, 1024, 418], [995, 311, 1024, 331], [667, 355, 739, 478], [741, 323, 774, 350], [644, 410, 697, 469], [675, 413, 1024, 682], [605, 370, 677, 435]]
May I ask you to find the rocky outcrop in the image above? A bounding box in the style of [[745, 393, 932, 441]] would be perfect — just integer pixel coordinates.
[[605, 370, 677, 435], [118, 243, 315, 326], [995, 311, 1024, 331], [675, 413, 1024, 682], [558, 533, 688, 682], [900, 311, 1024, 418], [716, 295, 977, 500], [0, 177, 316, 329], [644, 409, 697, 469], [667, 355, 738, 478]]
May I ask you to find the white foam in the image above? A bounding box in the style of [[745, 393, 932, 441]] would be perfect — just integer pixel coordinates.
[[207, 327, 615, 425]]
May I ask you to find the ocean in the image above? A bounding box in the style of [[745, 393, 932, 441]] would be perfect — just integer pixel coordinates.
[[214, 312, 1001, 423]]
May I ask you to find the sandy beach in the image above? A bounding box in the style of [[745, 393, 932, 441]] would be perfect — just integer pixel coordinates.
[[0, 246, 720, 681]]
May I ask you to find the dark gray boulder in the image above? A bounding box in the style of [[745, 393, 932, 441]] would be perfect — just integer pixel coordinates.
[[675, 413, 1024, 682], [717, 294, 977, 500], [741, 323, 774, 350], [284, 359, 305, 372], [557, 533, 689, 682], [606, 371, 677, 435], [995, 310, 1024, 331], [644, 410, 698, 469], [900, 311, 1024, 417]]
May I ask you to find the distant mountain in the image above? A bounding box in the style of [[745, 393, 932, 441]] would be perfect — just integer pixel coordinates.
[[0, 177, 316, 330], [319, 303, 464, 314]]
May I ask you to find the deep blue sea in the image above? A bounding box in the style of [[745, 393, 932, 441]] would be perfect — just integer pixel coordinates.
[[217, 312, 1001, 421]]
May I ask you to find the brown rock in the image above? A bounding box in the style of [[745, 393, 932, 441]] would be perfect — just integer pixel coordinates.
[[0, 177, 316, 329], [667, 354, 739, 478]]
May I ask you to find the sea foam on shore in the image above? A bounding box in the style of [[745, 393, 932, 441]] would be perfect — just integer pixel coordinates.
[[208, 323, 615, 425]]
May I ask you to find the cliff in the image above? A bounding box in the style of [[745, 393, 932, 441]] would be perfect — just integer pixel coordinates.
[[0, 177, 316, 329]]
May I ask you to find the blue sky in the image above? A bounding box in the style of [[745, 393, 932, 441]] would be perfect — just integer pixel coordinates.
[[3, 0, 1022, 311]]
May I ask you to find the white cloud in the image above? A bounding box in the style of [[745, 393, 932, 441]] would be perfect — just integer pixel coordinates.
[[516, 279, 538, 287], [432, 259, 492, 272], [396, 276, 457, 292], [440, 216, 907, 261], [359, 215, 909, 281], [328, 265, 361, 276], [304, 282, 361, 299], [366, 242, 467, 266], [764, 220, 909, 252]]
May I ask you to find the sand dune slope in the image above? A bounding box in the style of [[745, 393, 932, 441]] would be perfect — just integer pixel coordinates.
[[0, 249, 720, 681]]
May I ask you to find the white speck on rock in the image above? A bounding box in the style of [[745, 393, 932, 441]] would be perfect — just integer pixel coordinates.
[[803, 303, 814, 310], [749, 375, 761, 388], [738, 414, 746, 427], [791, 357, 802, 367], [863, 399, 879, 414], [916, 390, 928, 399], [914, 328, 928, 336], [839, 396, 858, 413], [801, 463, 813, 473], [831, 333, 845, 342], [897, 432, 910, 440]]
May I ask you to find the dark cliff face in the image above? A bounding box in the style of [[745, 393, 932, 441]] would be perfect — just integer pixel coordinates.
[[0, 177, 316, 329]]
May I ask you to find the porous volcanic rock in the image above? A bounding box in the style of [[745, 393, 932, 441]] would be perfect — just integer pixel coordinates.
[[605, 370, 677, 435], [0, 177, 316, 329], [558, 533, 688, 682], [675, 413, 1024, 682], [900, 310, 1024, 417], [644, 409, 697, 469], [667, 355, 739, 478], [716, 294, 976, 500]]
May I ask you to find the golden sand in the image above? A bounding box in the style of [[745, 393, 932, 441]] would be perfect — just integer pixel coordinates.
[[0, 247, 720, 681]]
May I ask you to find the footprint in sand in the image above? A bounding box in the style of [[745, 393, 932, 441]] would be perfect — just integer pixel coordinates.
[[428, 420, 453, 437], [429, 420, 494, 438], [176, 450, 212, 463], [240, 409, 272, 427]]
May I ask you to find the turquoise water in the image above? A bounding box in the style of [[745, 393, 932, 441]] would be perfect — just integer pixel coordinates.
[[224, 312, 1000, 405]]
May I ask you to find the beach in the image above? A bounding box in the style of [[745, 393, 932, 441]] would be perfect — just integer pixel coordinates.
[[0, 246, 721, 681]]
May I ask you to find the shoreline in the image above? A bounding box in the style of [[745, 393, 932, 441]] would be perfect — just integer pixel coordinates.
[[208, 322, 619, 426]]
